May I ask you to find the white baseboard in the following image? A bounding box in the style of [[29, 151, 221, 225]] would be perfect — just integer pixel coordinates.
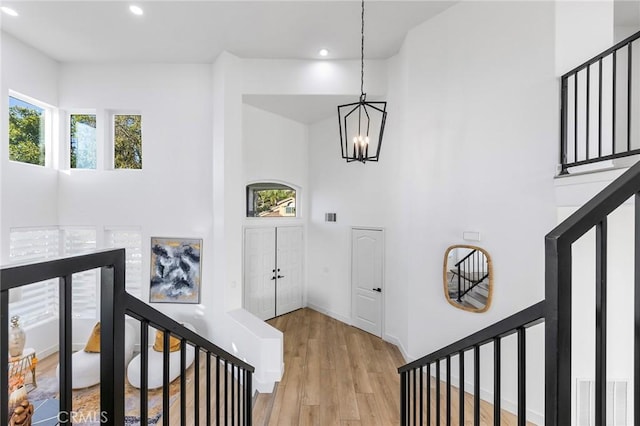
[[39, 344, 59, 360], [383, 333, 411, 363], [305, 303, 352, 325], [438, 373, 544, 425]]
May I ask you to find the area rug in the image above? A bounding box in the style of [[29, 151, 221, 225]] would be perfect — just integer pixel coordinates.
[[27, 376, 180, 425]]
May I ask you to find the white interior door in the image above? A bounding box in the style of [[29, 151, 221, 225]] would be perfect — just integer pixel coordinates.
[[244, 227, 276, 320], [275, 226, 303, 316], [351, 228, 384, 337]]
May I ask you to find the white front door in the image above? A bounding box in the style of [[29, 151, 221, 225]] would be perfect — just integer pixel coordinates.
[[275, 226, 303, 316], [244, 227, 276, 320], [244, 226, 303, 320], [351, 228, 384, 337]]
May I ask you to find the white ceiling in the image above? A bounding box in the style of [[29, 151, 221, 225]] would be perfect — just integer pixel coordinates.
[[0, 0, 454, 123]]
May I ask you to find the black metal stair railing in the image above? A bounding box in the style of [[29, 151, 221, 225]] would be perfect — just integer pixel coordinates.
[[560, 29, 640, 174], [1, 249, 255, 425], [398, 301, 545, 426], [546, 148, 640, 425]]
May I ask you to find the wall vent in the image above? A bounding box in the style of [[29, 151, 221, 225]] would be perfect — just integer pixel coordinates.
[[325, 213, 337, 222], [577, 379, 627, 426]]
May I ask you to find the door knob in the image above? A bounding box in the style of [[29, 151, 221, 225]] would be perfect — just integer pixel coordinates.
[[372, 288, 382, 293]]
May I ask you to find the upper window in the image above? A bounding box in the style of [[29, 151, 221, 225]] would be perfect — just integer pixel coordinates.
[[246, 183, 297, 218], [70, 114, 97, 169], [8, 96, 47, 166], [114, 114, 142, 169]]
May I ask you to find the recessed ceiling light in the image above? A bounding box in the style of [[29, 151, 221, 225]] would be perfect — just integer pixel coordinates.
[[319, 48, 329, 57], [1, 6, 19, 17], [129, 5, 144, 16]]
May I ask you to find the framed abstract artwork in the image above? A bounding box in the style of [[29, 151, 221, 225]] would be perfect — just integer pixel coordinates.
[[150, 237, 202, 304]]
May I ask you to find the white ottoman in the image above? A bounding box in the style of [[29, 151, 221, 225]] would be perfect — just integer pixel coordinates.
[[127, 322, 196, 389], [56, 321, 136, 389]]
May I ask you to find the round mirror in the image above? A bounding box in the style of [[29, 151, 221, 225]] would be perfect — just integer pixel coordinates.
[[443, 245, 493, 313]]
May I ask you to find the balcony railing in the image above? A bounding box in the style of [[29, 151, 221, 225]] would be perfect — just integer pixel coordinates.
[[561, 30, 640, 174]]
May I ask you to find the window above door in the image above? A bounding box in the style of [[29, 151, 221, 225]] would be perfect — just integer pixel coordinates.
[[246, 182, 297, 218]]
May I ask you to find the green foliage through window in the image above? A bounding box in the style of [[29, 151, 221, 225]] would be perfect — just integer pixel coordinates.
[[246, 184, 297, 217], [114, 114, 142, 169], [9, 96, 45, 166], [70, 114, 97, 169]]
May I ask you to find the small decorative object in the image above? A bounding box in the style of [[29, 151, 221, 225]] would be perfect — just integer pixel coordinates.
[[337, 0, 387, 163], [9, 316, 26, 357], [8, 384, 27, 415], [9, 399, 34, 426], [150, 237, 202, 304]]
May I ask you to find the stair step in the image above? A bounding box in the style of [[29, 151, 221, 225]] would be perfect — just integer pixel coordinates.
[[253, 383, 278, 426]]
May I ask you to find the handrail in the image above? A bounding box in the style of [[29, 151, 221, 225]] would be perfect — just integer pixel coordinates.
[[398, 301, 545, 374], [454, 248, 477, 267], [546, 157, 640, 425], [124, 294, 254, 372], [398, 301, 544, 425], [548, 159, 640, 243], [1, 249, 255, 425], [561, 29, 640, 78]]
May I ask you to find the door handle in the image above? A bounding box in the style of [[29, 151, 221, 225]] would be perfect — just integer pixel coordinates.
[[277, 275, 285, 279], [271, 276, 276, 280], [372, 288, 382, 293]]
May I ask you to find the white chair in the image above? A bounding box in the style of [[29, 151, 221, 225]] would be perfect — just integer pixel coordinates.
[[56, 321, 136, 389], [126, 322, 196, 389]]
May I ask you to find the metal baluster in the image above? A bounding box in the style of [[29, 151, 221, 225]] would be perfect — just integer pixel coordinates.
[[427, 363, 431, 425], [180, 339, 187, 425], [474, 346, 480, 426], [420, 366, 424, 426], [494, 338, 501, 426], [194, 349, 200, 426], [518, 328, 526, 426], [596, 218, 608, 426], [401, 371, 408, 425], [635, 192, 640, 426], [140, 322, 149, 426], [628, 42, 633, 152], [460, 351, 465, 425], [436, 360, 441, 426], [413, 368, 417, 425], [163, 331, 170, 426]]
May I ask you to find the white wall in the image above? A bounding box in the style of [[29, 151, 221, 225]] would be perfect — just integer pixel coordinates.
[[306, 2, 556, 419], [556, 1, 614, 76], [1, 32, 61, 357], [56, 63, 215, 342]]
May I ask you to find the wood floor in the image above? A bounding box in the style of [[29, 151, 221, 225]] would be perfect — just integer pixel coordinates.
[[263, 308, 405, 425]]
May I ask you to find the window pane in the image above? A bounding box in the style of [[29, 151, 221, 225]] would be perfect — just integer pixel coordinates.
[[106, 228, 143, 298], [114, 114, 142, 169], [70, 114, 96, 169], [9, 227, 60, 327], [246, 183, 297, 217], [9, 96, 45, 166]]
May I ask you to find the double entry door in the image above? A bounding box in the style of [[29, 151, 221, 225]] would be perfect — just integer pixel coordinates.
[[244, 226, 303, 320]]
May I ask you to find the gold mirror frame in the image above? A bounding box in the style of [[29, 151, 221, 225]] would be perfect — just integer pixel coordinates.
[[443, 244, 493, 313]]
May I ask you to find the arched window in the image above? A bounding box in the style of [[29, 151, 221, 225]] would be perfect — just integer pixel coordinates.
[[246, 183, 297, 218]]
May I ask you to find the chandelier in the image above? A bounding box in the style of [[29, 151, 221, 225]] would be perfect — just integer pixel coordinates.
[[337, 0, 388, 163]]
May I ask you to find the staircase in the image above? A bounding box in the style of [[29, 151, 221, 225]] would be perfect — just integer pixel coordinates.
[[0, 249, 255, 425]]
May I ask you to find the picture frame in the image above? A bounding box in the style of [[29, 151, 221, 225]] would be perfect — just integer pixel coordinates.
[[149, 237, 202, 304]]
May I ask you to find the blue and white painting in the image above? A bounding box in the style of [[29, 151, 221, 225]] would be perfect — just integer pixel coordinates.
[[150, 237, 201, 303]]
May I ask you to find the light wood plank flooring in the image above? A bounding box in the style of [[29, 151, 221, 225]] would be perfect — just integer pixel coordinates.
[[264, 308, 405, 426]]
